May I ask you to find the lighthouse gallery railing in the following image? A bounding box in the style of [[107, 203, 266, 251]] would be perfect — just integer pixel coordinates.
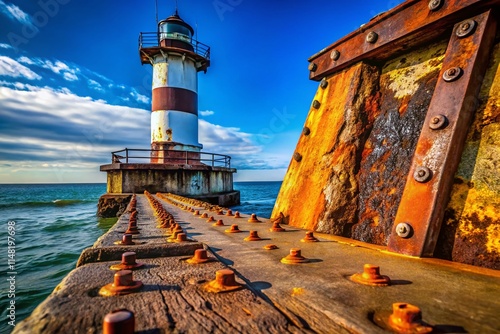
[[139, 32, 210, 60], [111, 148, 230, 168]]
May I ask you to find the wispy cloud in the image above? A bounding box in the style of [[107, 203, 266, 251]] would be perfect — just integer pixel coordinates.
[[17, 56, 80, 81], [0, 43, 12, 49], [0, 56, 41, 80], [200, 110, 215, 117], [0, 1, 36, 29], [88, 79, 103, 91], [130, 89, 150, 104]]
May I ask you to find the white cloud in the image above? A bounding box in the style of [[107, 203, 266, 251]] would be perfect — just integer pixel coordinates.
[[88, 79, 103, 91], [130, 89, 150, 104], [17, 56, 34, 65], [200, 110, 215, 116], [199, 119, 261, 156], [63, 71, 78, 81], [0, 1, 34, 27], [0, 56, 41, 80], [0, 43, 12, 49], [16, 56, 80, 81]]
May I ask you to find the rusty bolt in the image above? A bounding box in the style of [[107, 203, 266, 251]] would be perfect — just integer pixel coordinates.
[[281, 248, 309, 264], [428, 0, 442, 11], [206, 216, 216, 223], [308, 62, 317, 72], [213, 219, 225, 226], [116, 234, 134, 245], [350, 264, 391, 286], [429, 114, 448, 130], [186, 249, 214, 264], [413, 166, 432, 183], [125, 225, 139, 235], [312, 100, 321, 109], [269, 221, 285, 232], [234, 211, 241, 218], [395, 222, 412, 238], [264, 244, 278, 250], [225, 209, 233, 216], [174, 233, 189, 243], [244, 230, 262, 241], [443, 66, 463, 82], [193, 210, 200, 216], [217, 209, 224, 215], [110, 252, 144, 270], [225, 224, 242, 233], [200, 212, 209, 218], [293, 152, 303, 162], [103, 309, 135, 334], [366, 31, 378, 43], [330, 49, 340, 61], [456, 19, 476, 38], [99, 270, 143, 296], [204, 269, 243, 293], [320, 78, 328, 89], [301, 231, 319, 242], [302, 127, 311, 136], [248, 213, 261, 223], [388, 303, 433, 333]]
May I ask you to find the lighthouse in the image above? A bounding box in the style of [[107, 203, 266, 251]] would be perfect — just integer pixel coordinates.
[[99, 8, 239, 211], [140, 10, 210, 162]]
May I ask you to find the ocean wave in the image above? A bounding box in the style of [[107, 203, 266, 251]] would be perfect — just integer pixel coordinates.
[[0, 199, 92, 209]]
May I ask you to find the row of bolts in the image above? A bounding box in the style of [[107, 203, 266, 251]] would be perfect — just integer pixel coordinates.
[[101, 192, 433, 333]]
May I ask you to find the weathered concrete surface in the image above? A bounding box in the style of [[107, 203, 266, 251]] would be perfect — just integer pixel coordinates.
[[436, 41, 500, 269], [156, 195, 500, 334], [81, 194, 202, 266], [96, 194, 132, 217], [14, 257, 299, 334], [101, 164, 240, 206]]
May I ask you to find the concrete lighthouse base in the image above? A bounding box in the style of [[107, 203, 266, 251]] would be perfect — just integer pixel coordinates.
[[98, 162, 240, 217]]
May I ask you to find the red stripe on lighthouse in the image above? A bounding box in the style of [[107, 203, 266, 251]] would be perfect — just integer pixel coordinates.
[[152, 87, 198, 115]]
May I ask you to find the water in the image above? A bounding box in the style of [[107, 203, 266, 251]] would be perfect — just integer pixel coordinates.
[[0, 181, 280, 333]]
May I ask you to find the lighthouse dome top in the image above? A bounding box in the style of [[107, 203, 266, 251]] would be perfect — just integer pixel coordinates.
[[158, 11, 194, 38]]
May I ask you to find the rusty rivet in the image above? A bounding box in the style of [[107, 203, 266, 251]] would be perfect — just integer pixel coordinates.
[[442, 66, 462, 82], [115, 234, 135, 245], [269, 221, 285, 232], [429, 114, 448, 130], [350, 264, 391, 286], [186, 249, 215, 264], [428, 0, 443, 11], [217, 209, 224, 215], [281, 248, 309, 264], [213, 219, 225, 226], [395, 222, 412, 238], [206, 216, 216, 223], [389, 303, 433, 333], [99, 270, 143, 296], [308, 62, 317, 72], [456, 19, 476, 38], [110, 252, 144, 271], [330, 49, 340, 61], [248, 213, 261, 223], [225, 224, 242, 233], [173, 233, 189, 243], [320, 78, 328, 89], [125, 224, 139, 235], [264, 244, 278, 250], [293, 152, 303, 162], [413, 166, 432, 183], [301, 231, 319, 242], [366, 31, 378, 43], [200, 212, 209, 218], [312, 100, 321, 109], [204, 269, 243, 293], [244, 230, 262, 241], [302, 127, 311, 136], [103, 309, 135, 334], [225, 209, 233, 216], [234, 211, 241, 218], [193, 210, 200, 216]]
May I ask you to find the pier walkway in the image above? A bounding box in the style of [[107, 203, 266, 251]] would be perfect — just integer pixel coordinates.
[[15, 194, 500, 333]]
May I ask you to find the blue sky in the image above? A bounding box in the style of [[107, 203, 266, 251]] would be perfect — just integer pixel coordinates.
[[0, 0, 403, 183]]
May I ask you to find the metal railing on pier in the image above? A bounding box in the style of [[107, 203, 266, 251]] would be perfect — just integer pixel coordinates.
[[111, 148, 231, 168]]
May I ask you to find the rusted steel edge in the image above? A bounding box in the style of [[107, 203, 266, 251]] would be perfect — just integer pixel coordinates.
[[308, 0, 498, 81], [387, 10, 498, 257]]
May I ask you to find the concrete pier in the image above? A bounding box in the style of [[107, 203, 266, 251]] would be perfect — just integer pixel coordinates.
[[15, 194, 500, 333]]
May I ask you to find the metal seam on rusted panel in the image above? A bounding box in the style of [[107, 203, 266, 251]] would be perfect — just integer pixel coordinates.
[[308, 0, 497, 81], [152, 87, 198, 115], [387, 10, 498, 257]]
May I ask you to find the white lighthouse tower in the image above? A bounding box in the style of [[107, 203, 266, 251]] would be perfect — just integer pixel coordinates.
[[140, 9, 210, 162]]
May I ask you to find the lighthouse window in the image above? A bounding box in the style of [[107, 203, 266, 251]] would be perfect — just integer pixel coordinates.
[[159, 23, 192, 42]]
